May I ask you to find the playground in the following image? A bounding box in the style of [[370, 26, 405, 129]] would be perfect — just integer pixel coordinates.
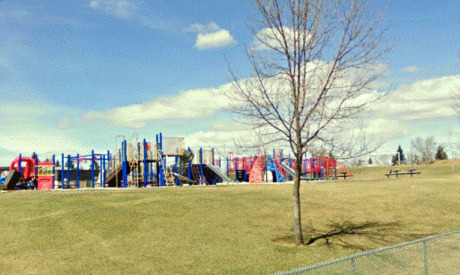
[[0, 161, 458, 274], [0, 133, 353, 191]]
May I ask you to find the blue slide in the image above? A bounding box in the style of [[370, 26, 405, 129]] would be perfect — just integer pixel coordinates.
[[266, 156, 285, 182]]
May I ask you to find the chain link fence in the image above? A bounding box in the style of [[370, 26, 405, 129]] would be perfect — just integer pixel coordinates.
[[274, 230, 460, 274]]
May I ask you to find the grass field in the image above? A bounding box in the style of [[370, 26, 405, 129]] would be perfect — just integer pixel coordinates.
[[1, 161, 459, 274]]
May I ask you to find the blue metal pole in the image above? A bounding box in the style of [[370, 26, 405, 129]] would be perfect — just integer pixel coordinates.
[[52, 155, 56, 189], [199, 148, 204, 185], [18, 154, 22, 174], [156, 134, 158, 149], [122, 140, 128, 188], [155, 134, 159, 186], [143, 139, 148, 187], [174, 155, 180, 186], [61, 154, 65, 189], [158, 160, 165, 187], [34, 154, 38, 178], [67, 155, 71, 188], [100, 155, 105, 188], [91, 150, 95, 188], [76, 154, 80, 189], [187, 147, 192, 181]]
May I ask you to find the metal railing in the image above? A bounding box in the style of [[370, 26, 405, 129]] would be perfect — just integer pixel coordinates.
[[274, 230, 460, 275]]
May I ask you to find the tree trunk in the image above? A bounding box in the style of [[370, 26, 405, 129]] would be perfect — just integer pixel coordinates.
[[293, 148, 304, 244]]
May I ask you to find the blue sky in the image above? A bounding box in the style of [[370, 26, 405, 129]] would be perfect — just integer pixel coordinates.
[[0, 0, 459, 165]]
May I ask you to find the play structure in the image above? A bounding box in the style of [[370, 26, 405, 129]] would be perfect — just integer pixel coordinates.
[[1, 156, 55, 190], [225, 149, 353, 184], [1, 134, 353, 191], [1, 133, 232, 190]]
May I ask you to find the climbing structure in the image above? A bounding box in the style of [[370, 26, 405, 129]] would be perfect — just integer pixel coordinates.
[[249, 156, 266, 183], [248, 155, 286, 183]]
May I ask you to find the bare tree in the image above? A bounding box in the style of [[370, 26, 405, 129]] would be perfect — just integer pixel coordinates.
[[228, 0, 390, 244], [411, 137, 436, 163]]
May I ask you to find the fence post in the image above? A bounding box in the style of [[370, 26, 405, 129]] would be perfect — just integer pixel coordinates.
[[423, 240, 428, 275], [351, 258, 357, 275]]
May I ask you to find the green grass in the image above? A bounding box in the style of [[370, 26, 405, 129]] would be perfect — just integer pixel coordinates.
[[0, 161, 459, 274]]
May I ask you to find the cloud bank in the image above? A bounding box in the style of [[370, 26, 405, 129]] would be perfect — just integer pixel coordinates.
[[371, 75, 459, 120], [85, 83, 234, 127]]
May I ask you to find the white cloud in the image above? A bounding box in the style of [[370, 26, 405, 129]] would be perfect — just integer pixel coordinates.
[[371, 75, 460, 120], [186, 22, 236, 50], [89, 0, 137, 18], [195, 30, 235, 50], [84, 83, 234, 128]]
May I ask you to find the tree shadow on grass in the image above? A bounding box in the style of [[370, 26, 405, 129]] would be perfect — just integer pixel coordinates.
[[273, 221, 429, 251]]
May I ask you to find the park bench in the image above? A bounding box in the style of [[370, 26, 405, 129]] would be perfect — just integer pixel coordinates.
[[385, 169, 421, 178]]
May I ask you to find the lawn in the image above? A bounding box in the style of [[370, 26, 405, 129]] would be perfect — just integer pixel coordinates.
[[0, 162, 459, 274]]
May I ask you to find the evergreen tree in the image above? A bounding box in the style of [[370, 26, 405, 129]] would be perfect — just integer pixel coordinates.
[[368, 157, 373, 165], [392, 145, 406, 165], [435, 146, 448, 160]]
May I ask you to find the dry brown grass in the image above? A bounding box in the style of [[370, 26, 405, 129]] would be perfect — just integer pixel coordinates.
[[0, 162, 458, 274]]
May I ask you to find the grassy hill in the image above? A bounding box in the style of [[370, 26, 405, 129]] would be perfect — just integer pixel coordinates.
[[0, 161, 459, 274]]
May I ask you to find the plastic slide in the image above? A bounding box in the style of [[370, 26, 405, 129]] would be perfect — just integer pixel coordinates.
[[205, 164, 233, 182], [338, 165, 354, 177], [266, 156, 285, 182], [2, 170, 21, 190], [172, 173, 197, 184], [278, 161, 307, 180]]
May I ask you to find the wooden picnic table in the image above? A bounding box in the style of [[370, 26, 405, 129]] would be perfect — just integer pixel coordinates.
[[385, 169, 421, 178], [337, 171, 351, 179]]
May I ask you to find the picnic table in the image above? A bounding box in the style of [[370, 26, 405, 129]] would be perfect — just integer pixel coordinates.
[[385, 169, 421, 178], [337, 171, 352, 179]]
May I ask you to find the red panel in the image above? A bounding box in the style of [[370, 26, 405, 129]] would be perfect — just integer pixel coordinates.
[[38, 177, 53, 190]]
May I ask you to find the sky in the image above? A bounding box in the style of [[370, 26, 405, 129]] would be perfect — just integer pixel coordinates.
[[0, 0, 459, 165]]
